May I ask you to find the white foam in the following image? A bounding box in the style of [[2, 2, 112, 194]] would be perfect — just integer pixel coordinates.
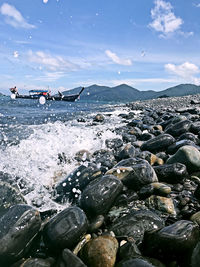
[[0, 112, 128, 211]]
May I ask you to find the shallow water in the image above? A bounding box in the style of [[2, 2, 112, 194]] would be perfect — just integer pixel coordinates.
[[0, 96, 131, 211]]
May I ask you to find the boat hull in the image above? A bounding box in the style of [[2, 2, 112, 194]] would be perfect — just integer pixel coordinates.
[[15, 94, 79, 102]]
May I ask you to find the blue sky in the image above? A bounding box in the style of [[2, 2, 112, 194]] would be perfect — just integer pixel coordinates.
[[0, 0, 200, 94]]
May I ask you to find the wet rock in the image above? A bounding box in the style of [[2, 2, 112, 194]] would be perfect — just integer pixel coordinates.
[[43, 206, 88, 250], [93, 114, 104, 122], [141, 134, 175, 153], [139, 183, 171, 199], [190, 211, 200, 225], [0, 181, 26, 216], [93, 149, 116, 170], [54, 164, 102, 203], [73, 234, 91, 255], [105, 138, 123, 150], [80, 235, 118, 267], [16, 257, 55, 267], [140, 151, 163, 166], [110, 210, 164, 245], [153, 163, 187, 183], [177, 132, 199, 144], [113, 158, 158, 191], [143, 220, 199, 263], [79, 175, 123, 217], [191, 241, 200, 267], [118, 240, 141, 260], [166, 145, 200, 173], [166, 139, 196, 155], [116, 144, 135, 161], [88, 215, 104, 233], [0, 204, 41, 264], [117, 258, 156, 267], [59, 248, 87, 267], [75, 149, 91, 162], [147, 195, 176, 215], [190, 121, 200, 134], [165, 120, 192, 137], [122, 133, 137, 144]]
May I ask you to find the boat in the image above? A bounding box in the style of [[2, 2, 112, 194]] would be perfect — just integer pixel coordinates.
[[10, 87, 85, 102]]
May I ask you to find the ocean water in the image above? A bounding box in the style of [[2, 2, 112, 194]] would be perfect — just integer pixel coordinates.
[[0, 95, 132, 211]]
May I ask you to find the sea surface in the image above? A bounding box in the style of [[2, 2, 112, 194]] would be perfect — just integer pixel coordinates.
[[0, 95, 132, 211]]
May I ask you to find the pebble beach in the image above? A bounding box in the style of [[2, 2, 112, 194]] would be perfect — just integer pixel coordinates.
[[2, 94, 200, 266]]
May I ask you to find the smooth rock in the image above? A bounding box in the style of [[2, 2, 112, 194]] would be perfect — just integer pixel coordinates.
[[43, 206, 88, 250], [153, 163, 187, 183], [115, 158, 158, 191], [118, 241, 141, 260], [116, 144, 135, 161], [105, 138, 123, 149], [166, 139, 196, 155], [80, 235, 118, 267], [110, 210, 164, 245], [141, 134, 175, 153], [147, 195, 176, 215], [191, 241, 200, 267], [59, 248, 87, 267], [79, 175, 123, 217], [0, 181, 26, 216], [143, 220, 199, 261], [190, 211, 200, 225], [165, 120, 192, 137], [166, 145, 200, 172], [0, 204, 41, 264], [17, 258, 55, 267], [117, 257, 156, 267], [139, 183, 171, 199], [54, 164, 102, 203]]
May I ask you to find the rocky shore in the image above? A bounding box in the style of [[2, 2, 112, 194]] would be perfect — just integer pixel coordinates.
[[2, 94, 200, 266]]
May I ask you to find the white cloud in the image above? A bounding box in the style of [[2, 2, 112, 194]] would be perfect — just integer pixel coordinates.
[[105, 50, 132, 66], [28, 50, 78, 71], [34, 72, 66, 82], [0, 3, 35, 29], [165, 62, 200, 84], [193, 3, 200, 7], [43, 0, 49, 3], [149, 0, 183, 37]]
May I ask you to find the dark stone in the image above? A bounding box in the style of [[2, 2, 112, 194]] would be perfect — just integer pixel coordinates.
[[43, 206, 88, 250], [142, 220, 199, 262], [59, 248, 86, 267], [117, 257, 156, 267], [105, 138, 123, 149], [115, 158, 158, 191], [110, 210, 164, 245], [166, 145, 200, 172], [191, 121, 200, 134], [165, 120, 192, 137], [116, 144, 135, 161], [166, 139, 196, 155], [118, 241, 141, 260], [79, 175, 123, 217], [0, 204, 41, 264], [0, 181, 27, 216], [140, 132, 155, 141], [93, 149, 116, 169], [177, 132, 199, 144], [141, 134, 175, 153], [17, 257, 55, 267], [122, 133, 137, 144], [88, 215, 104, 233], [191, 241, 200, 267], [153, 163, 187, 183], [54, 164, 102, 203]]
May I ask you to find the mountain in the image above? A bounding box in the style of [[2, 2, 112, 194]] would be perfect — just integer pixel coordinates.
[[61, 83, 200, 102]]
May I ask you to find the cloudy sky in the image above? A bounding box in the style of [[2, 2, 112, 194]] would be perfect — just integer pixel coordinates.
[[0, 0, 200, 94]]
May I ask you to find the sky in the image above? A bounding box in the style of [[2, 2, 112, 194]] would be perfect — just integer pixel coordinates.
[[0, 0, 200, 94]]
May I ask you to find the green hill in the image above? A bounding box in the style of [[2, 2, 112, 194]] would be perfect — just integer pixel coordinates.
[[61, 83, 200, 102]]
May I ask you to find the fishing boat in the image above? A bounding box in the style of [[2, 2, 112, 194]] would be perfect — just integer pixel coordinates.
[[10, 87, 85, 102]]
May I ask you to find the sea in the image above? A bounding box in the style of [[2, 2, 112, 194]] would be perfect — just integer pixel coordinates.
[[0, 95, 133, 211]]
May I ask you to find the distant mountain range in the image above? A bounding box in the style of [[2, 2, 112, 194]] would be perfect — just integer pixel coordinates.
[[62, 83, 200, 102]]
